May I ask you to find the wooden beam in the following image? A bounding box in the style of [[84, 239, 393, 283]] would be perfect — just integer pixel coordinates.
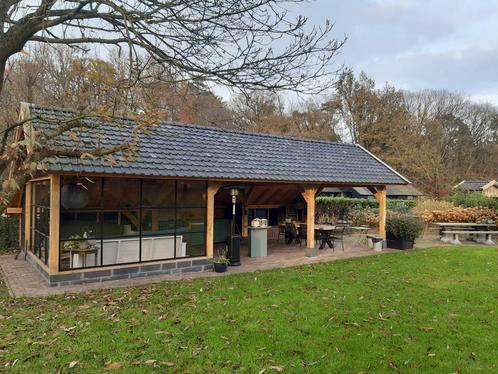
[[373, 185, 387, 239], [301, 185, 319, 257], [240, 192, 249, 238], [206, 181, 223, 258], [24, 183, 32, 252], [247, 204, 283, 209], [50, 172, 396, 188], [6, 207, 22, 214], [260, 188, 284, 205], [278, 189, 301, 205], [242, 204, 249, 238], [48, 174, 61, 275], [247, 187, 266, 205]]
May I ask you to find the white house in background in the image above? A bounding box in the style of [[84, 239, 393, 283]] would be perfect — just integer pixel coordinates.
[[453, 180, 498, 198]]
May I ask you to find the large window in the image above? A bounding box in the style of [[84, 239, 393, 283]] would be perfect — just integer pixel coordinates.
[[59, 177, 207, 271], [31, 180, 50, 264]]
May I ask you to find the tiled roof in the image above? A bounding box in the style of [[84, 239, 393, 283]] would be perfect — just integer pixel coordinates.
[[455, 180, 489, 191], [26, 104, 409, 185], [321, 185, 423, 197], [386, 184, 424, 196]]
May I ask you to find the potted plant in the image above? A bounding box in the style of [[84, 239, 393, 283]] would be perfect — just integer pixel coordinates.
[[213, 249, 230, 273], [62, 234, 86, 251], [386, 216, 423, 250]]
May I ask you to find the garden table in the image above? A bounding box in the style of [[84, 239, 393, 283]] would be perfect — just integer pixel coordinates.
[[350, 226, 370, 244], [68, 245, 99, 268], [433, 222, 496, 243], [315, 225, 336, 249]]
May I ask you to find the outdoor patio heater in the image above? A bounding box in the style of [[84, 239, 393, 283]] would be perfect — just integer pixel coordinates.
[[227, 187, 241, 266]]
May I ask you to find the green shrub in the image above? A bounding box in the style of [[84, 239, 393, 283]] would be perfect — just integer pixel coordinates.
[[447, 192, 498, 210], [0, 215, 19, 251], [386, 216, 424, 242], [316, 196, 416, 220]]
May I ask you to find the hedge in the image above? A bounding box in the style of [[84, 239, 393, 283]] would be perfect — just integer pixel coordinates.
[[316, 196, 417, 220], [447, 192, 498, 210], [0, 215, 19, 251]]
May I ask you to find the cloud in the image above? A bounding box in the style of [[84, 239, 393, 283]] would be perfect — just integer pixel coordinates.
[[297, 0, 498, 104]]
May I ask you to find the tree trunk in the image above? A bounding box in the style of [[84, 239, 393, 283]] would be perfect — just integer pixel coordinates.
[[0, 58, 5, 95]]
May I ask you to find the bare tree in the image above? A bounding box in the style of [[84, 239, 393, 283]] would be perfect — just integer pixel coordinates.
[[0, 0, 346, 208], [1, 1, 345, 95]]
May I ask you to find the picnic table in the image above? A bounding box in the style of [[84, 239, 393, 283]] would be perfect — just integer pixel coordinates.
[[433, 222, 497, 245], [314, 224, 336, 249], [280, 222, 337, 247]]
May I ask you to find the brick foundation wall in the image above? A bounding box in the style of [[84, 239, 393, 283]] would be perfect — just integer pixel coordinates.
[[28, 257, 213, 286], [26, 252, 50, 283]]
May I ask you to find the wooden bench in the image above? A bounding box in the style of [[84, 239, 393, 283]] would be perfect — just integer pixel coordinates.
[[441, 230, 498, 245]]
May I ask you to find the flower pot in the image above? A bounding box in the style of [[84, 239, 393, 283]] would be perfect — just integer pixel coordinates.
[[213, 262, 228, 273], [387, 238, 414, 250]]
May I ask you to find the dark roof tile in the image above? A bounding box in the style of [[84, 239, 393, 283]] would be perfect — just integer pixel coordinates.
[[455, 180, 489, 191], [28, 104, 409, 185]]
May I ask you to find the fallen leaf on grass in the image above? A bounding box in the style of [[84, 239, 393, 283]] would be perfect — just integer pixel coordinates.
[[105, 361, 124, 370], [419, 327, 434, 332], [68, 361, 79, 368], [32, 341, 52, 346], [269, 365, 284, 372]]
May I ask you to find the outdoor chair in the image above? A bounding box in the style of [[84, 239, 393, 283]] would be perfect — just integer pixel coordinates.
[[285, 222, 298, 244], [277, 224, 286, 242], [314, 229, 321, 246], [331, 226, 346, 251], [298, 223, 307, 246]]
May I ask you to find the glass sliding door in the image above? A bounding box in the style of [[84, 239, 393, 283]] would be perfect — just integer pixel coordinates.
[[101, 179, 141, 265], [141, 180, 177, 261], [59, 177, 207, 271], [59, 177, 102, 270], [31, 180, 50, 264]]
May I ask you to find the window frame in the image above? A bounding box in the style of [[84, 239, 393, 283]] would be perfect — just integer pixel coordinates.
[[59, 177, 207, 271], [30, 179, 51, 265]]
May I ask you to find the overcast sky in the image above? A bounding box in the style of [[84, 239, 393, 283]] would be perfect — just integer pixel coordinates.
[[285, 0, 498, 105]]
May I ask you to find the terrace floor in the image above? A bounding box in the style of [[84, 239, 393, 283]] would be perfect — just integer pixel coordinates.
[[0, 229, 484, 298], [0, 234, 387, 298]]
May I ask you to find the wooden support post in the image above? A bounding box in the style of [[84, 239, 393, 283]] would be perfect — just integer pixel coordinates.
[[241, 191, 249, 238], [301, 186, 318, 257], [24, 183, 32, 252], [242, 204, 249, 238], [373, 185, 387, 240], [206, 181, 223, 258], [48, 174, 61, 274]]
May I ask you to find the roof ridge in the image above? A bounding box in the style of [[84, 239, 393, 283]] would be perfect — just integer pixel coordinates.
[[161, 120, 354, 148], [26, 102, 354, 148]]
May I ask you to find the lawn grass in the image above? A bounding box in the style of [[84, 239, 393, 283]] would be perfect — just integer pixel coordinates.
[[1, 246, 498, 373]]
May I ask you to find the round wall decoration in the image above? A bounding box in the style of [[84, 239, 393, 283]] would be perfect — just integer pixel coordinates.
[[61, 183, 90, 209]]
